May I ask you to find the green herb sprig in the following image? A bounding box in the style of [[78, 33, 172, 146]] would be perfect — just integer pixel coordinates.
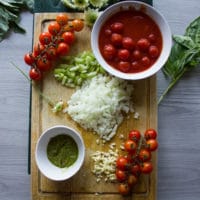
[[158, 16, 200, 104], [61, 0, 120, 27], [0, 0, 34, 42]]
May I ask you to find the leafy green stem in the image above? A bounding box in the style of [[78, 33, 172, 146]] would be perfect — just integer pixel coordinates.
[[10, 62, 54, 107], [158, 68, 187, 104]]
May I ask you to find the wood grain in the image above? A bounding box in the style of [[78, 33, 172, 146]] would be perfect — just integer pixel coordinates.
[[0, 1, 200, 200], [30, 13, 157, 200]]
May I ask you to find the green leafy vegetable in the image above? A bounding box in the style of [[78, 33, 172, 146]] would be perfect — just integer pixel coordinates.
[[61, 0, 120, 27], [158, 16, 200, 104], [0, 0, 34, 42]]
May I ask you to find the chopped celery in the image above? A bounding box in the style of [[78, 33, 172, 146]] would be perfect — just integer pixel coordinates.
[[54, 51, 106, 88]]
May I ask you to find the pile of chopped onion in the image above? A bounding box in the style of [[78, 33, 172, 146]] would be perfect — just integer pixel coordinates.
[[65, 74, 134, 141]]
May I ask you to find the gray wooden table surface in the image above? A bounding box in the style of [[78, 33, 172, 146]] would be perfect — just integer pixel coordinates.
[[0, 0, 199, 200]]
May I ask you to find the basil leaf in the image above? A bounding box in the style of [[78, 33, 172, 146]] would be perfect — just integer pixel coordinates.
[[173, 35, 195, 49], [10, 21, 26, 33], [185, 16, 200, 45], [0, 0, 33, 42]]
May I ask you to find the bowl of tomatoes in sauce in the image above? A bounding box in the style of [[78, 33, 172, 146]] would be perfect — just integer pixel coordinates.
[[91, 1, 172, 80]]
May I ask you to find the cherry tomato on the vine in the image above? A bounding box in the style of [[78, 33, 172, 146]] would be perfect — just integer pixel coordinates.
[[140, 161, 153, 174], [46, 46, 57, 60], [24, 53, 35, 65], [138, 149, 151, 162], [146, 139, 158, 151], [131, 164, 141, 176], [37, 57, 52, 71], [128, 130, 141, 143], [144, 128, 157, 140], [115, 169, 127, 181], [39, 32, 52, 45], [56, 13, 69, 26], [116, 156, 129, 170], [118, 183, 130, 196], [48, 22, 61, 36], [124, 139, 137, 153], [56, 42, 70, 56], [29, 68, 42, 81], [127, 174, 138, 186], [62, 31, 75, 44], [72, 19, 84, 32], [33, 43, 45, 56]]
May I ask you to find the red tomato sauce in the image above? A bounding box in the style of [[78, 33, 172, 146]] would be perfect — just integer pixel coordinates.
[[99, 9, 163, 73]]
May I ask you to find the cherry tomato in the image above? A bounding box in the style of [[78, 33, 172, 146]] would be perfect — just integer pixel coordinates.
[[118, 49, 130, 61], [33, 43, 45, 56], [149, 45, 159, 58], [37, 57, 52, 71], [137, 38, 150, 51], [139, 149, 151, 162], [48, 22, 61, 36], [141, 56, 151, 67], [144, 128, 157, 140], [29, 68, 42, 81], [125, 153, 134, 163], [24, 53, 35, 65], [131, 61, 140, 70], [110, 22, 124, 33], [62, 31, 75, 44], [115, 169, 127, 181], [103, 44, 116, 60], [131, 164, 141, 176], [118, 183, 130, 196], [132, 50, 142, 60], [116, 156, 129, 170], [118, 61, 131, 72], [140, 161, 153, 174], [104, 28, 112, 36], [127, 174, 138, 186], [146, 139, 158, 151], [72, 19, 84, 32], [56, 42, 70, 56], [111, 33, 123, 46], [39, 32, 52, 45], [148, 33, 156, 43], [46, 46, 57, 60], [56, 13, 69, 26], [124, 139, 137, 153], [128, 130, 141, 143], [122, 37, 135, 50]]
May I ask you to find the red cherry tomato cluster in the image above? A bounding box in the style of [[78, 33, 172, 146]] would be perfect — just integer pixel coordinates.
[[116, 128, 158, 196], [102, 21, 160, 73], [24, 14, 84, 81]]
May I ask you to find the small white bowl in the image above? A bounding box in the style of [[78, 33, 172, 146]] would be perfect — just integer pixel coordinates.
[[35, 125, 85, 181], [91, 1, 172, 80]]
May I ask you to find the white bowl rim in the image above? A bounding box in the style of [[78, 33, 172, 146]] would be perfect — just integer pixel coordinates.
[[35, 125, 85, 181], [91, 0, 172, 80]]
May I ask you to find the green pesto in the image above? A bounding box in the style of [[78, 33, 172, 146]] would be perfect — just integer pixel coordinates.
[[47, 134, 78, 168]]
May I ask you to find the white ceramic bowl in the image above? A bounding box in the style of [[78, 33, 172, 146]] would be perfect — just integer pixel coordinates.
[[35, 125, 85, 181], [91, 1, 172, 80]]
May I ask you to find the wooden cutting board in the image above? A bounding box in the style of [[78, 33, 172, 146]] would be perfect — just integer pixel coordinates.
[[31, 13, 157, 200]]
